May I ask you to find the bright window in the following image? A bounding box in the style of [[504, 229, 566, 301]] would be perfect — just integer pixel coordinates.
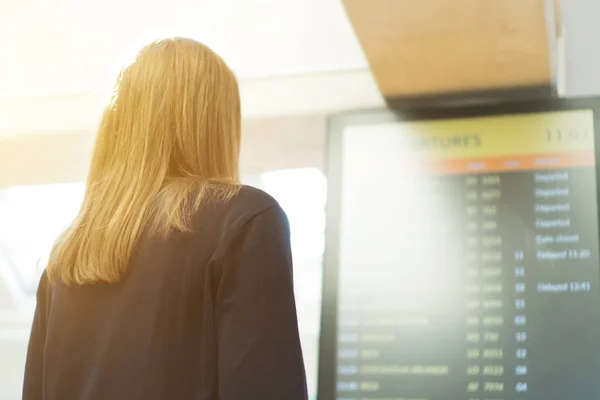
[[258, 167, 326, 399], [0, 183, 85, 300], [0, 182, 85, 399]]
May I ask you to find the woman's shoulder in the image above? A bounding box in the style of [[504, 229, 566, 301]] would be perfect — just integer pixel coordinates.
[[194, 182, 283, 220], [196, 184, 289, 256], [234, 184, 278, 206], [188, 183, 285, 229], [224, 184, 283, 219]]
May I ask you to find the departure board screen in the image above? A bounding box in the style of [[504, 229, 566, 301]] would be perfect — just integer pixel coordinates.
[[319, 102, 600, 400]]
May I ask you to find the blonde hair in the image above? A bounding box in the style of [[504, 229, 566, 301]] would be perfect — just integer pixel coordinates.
[[47, 37, 241, 285]]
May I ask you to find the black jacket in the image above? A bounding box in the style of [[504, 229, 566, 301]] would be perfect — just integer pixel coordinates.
[[23, 185, 308, 400]]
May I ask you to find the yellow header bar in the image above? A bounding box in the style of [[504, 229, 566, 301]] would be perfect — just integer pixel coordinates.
[[394, 109, 595, 160]]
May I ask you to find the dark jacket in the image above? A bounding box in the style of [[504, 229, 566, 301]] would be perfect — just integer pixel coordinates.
[[23, 185, 308, 400]]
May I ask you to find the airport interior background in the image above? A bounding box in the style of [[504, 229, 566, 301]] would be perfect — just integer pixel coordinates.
[[2, 1, 600, 399]]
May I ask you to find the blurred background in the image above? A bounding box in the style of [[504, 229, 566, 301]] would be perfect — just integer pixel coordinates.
[[1, 0, 600, 399]]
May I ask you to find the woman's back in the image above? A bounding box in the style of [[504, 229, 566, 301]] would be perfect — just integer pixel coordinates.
[[23, 186, 308, 399]]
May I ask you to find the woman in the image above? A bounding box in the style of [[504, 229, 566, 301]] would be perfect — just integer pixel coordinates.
[[23, 38, 308, 400]]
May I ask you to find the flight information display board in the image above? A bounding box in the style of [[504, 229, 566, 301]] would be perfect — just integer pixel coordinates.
[[319, 99, 600, 400]]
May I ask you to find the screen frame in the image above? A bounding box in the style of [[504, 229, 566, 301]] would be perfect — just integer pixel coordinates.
[[317, 96, 600, 400]]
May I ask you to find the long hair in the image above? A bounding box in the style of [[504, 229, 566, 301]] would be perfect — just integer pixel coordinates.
[[47, 38, 241, 285]]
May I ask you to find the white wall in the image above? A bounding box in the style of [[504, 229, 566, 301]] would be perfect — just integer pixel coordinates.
[[0, 70, 383, 137], [562, 0, 600, 96]]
